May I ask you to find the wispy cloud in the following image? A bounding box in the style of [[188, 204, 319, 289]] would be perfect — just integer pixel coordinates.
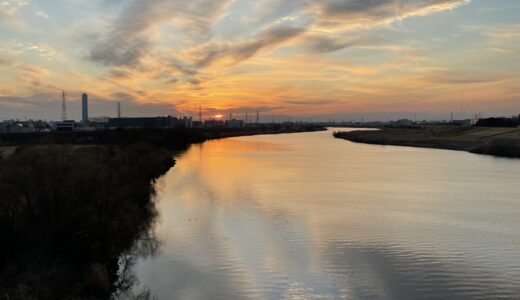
[[0, 0, 29, 26], [36, 11, 49, 18], [311, 0, 470, 30], [88, 0, 234, 67], [194, 26, 306, 68]]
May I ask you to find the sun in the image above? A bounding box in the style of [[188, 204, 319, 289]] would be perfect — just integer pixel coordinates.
[[215, 114, 223, 119]]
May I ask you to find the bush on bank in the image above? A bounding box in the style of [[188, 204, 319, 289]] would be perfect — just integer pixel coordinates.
[[0, 144, 174, 299]]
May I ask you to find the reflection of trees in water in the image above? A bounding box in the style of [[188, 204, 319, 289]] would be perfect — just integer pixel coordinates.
[[113, 230, 161, 300], [0, 145, 174, 299]]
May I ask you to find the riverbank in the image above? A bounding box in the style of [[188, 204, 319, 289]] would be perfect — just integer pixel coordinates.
[[0, 125, 326, 147], [334, 126, 520, 158], [0, 126, 325, 299], [0, 144, 174, 299]]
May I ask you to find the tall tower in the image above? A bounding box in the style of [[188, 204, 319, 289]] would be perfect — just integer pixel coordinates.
[[256, 110, 260, 124], [117, 102, 121, 118], [61, 90, 67, 121], [199, 105, 202, 122], [460, 92, 464, 119], [246, 112, 249, 124], [82, 93, 89, 122]]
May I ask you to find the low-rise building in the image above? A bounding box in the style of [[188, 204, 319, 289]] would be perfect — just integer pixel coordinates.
[[108, 117, 169, 129], [204, 120, 226, 128], [55, 120, 76, 132], [0, 120, 36, 133], [192, 121, 203, 128], [226, 119, 245, 128], [0, 122, 7, 133], [107, 116, 194, 129], [167, 116, 193, 128]]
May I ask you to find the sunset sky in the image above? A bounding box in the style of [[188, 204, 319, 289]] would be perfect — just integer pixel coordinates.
[[0, 0, 519, 121]]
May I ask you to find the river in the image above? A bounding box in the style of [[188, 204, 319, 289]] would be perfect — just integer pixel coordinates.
[[129, 128, 520, 299]]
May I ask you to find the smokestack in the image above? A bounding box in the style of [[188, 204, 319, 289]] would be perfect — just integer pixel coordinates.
[[82, 93, 89, 122], [61, 90, 67, 121]]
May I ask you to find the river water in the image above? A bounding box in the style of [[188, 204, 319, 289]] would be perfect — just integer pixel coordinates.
[[131, 128, 520, 299]]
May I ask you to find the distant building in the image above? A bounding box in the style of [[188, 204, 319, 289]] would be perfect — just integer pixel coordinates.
[[108, 117, 169, 129], [192, 121, 203, 128], [0, 120, 36, 133], [461, 118, 479, 127], [182, 116, 193, 128], [476, 117, 517, 128], [394, 119, 414, 127], [167, 116, 192, 128], [226, 119, 245, 128], [107, 116, 192, 129], [82, 93, 89, 123], [90, 116, 110, 123], [204, 120, 225, 128], [56, 120, 76, 132]]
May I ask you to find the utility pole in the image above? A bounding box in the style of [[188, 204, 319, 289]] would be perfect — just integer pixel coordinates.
[[199, 105, 202, 122]]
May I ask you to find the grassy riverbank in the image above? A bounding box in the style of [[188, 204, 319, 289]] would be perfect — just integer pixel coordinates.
[[0, 126, 325, 299], [0, 144, 174, 299], [334, 126, 520, 158]]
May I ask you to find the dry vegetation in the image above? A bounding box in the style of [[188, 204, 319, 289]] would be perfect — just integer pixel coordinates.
[[334, 126, 520, 158], [0, 144, 174, 299]]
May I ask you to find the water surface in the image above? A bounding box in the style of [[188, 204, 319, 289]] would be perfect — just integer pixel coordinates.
[[132, 129, 520, 299]]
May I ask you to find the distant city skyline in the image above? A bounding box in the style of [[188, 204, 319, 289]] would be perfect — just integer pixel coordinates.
[[1, 0, 519, 121]]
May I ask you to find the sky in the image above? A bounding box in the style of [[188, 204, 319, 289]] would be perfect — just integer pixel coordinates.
[[0, 0, 519, 121]]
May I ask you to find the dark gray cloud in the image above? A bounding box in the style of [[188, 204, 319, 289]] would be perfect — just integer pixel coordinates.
[[166, 78, 179, 85], [196, 26, 306, 68], [108, 68, 133, 79], [303, 35, 359, 53], [88, 0, 234, 67], [313, 0, 468, 23], [169, 61, 199, 76], [90, 37, 150, 67]]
